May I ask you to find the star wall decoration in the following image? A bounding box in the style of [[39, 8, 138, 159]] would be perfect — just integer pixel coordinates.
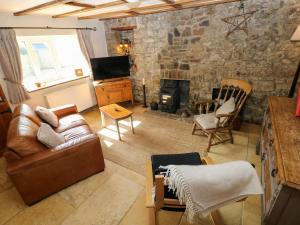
[[222, 0, 257, 38]]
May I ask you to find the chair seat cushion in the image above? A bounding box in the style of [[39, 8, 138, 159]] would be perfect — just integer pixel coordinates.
[[151, 152, 202, 200], [194, 112, 216, 129], [55, 114, 87, 133]]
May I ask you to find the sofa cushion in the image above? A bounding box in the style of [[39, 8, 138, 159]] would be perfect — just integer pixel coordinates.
[[7, 116, 48, 157], [61, 125, 92, 142], [37, 123, 65, 148], [35, 106, 59, 127], [55, 114, 88, 133], [13, 104, 41, 126]]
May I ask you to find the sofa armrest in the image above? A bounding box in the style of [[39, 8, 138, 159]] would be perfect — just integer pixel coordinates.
[[7, 134, 99, 174], [50, 104, 78, 118]]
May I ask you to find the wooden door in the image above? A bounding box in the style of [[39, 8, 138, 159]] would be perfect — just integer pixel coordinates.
[[122, 82, 133, 101], [106, 88, 123, 103], [95, 86, 109, 106]]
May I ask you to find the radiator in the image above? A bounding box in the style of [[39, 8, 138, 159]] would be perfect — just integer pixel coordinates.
[[44, 83, 94, 112]]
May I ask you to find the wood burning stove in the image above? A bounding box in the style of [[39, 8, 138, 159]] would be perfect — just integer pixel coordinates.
[[159, 79, 189, 114], [159, 80, 180, 113]]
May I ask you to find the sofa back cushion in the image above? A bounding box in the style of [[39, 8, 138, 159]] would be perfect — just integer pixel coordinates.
[[35, 106, 58, 127], [13, 104, 41, 126], [7, 116, 48, 157]]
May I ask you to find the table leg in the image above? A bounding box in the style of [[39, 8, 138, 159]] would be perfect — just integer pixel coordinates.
[[130, 116, 134, 134], [115, 120, 121, 141], [100, 111, 106, 127]]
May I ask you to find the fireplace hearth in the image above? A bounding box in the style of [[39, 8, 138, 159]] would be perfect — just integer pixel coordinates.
[[159, 79, 190, 114]]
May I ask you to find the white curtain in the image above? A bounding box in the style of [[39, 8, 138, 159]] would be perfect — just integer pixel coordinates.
[[76, 29, 95, 77], [0, 29, 30, 104]]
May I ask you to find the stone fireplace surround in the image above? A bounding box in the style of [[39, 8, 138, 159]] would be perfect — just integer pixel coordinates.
[[104, 0, 300, 123]]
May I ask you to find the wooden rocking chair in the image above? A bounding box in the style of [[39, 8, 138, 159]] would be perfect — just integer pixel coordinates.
[[192, 79, 252, 153], [145, 152, 226, 225]]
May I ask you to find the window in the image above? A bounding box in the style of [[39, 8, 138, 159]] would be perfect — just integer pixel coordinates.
[[17, 35, 91, 91]]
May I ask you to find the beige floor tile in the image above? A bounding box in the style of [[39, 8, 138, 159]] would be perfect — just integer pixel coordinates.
[[233, 132, 249, 146], [119, 190, 148, 225], [179, 214, 214, 225], [0, 188, 26, 225], [5, 195, 74, 225], [248, 134, 260, 148], [62, 174, 143, 225], [105, 160, 146, 187], [58, 166, 113, 208], [59, 160, 145, 209], [157, 210, 183, 225], [242, 196, 261, 225], [0, 159, 13, 191], [219, 202, 243, 225]]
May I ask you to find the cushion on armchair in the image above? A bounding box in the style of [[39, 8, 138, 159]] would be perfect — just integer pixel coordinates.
[[194, 112, 217, 129], [215, 97, 235, 124]]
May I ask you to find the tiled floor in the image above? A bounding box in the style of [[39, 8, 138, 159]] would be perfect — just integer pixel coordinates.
[[0, 105, 262, 225]]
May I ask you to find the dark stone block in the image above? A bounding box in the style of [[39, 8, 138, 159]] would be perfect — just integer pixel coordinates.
[[191, 37, 201, 44], [180, 64, 190, 70], [182, 27, 191, 37], [200, 20, 210, 26], [168, 33, 173, 45], [174, 28, 180, 37]]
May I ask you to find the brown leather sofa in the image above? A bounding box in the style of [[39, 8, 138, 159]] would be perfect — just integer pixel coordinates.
[[4, 104, 105, 205]]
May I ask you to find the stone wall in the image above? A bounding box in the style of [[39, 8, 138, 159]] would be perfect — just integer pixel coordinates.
[[104, 0, 300, 123]]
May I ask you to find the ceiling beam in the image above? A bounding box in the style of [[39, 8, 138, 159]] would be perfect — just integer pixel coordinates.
[[161, 0, 182, 9], [64, 2, 95, 8], [91, 0, 239, 21], [52, 0, 126, 18], [14, 0, 71, 16]]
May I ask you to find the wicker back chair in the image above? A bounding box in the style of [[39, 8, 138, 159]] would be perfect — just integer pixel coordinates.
[[192, 79, 252, 153]]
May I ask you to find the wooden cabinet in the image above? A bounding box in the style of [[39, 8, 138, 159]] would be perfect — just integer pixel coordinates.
[[94, 78, 134, 107], [260, 96, 300, 225], [0, 84, 12, 152]]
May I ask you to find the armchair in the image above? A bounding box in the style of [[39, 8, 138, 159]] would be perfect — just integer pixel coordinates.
[[192, 79, 252, 153], [146, 152, 228, 225]]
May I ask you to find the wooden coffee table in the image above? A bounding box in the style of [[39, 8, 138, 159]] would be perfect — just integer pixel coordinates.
[[99, 104, 134, 141]]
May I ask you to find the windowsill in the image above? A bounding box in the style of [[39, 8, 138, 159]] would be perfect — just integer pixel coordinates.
[[26, 75, 90, 93]]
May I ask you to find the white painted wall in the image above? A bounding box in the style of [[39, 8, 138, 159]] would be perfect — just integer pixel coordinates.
[[0, 12, 108, 110]]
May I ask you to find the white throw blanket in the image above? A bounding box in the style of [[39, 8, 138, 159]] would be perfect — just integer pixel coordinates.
[[163, 160, 263, 223]]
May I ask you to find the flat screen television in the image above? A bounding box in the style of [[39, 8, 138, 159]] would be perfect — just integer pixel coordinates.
[[90, 56, 130, 81]]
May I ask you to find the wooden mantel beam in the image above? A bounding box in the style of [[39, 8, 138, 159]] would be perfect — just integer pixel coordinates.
[[52, 0, 126, 18], [14, 0, 71, 16]]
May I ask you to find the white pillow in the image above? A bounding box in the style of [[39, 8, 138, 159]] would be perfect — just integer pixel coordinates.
[[37, 123, 65, 148], [35, 106, 59, 127], [215, 97, 235, 124]]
